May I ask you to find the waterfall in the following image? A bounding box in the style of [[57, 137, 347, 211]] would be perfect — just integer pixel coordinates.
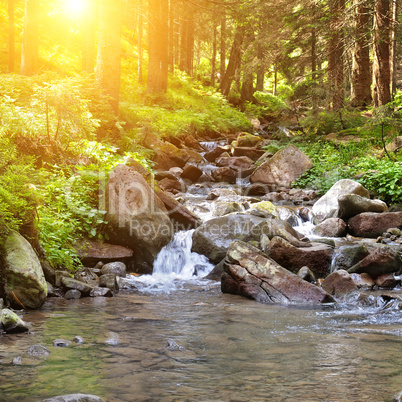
[[123, 230, 214, 293]]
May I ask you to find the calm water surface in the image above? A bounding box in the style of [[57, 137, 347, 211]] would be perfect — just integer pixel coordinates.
[[0, 281, 401, 401]]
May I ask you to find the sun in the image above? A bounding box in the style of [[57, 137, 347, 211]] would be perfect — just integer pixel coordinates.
[[64, 0, 86, 17]]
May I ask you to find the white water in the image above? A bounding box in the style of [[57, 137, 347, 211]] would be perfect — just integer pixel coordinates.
[[123, 230, 214, 294]]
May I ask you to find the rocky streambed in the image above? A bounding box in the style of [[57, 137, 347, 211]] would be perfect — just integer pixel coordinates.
[[1, 128, 402, 401]]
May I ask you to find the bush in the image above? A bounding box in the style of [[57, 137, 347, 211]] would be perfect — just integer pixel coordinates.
[[253, 91, 288, 118]]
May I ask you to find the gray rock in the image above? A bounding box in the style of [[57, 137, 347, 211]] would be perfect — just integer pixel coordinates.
[[1, 231, 48, 309], [42, 394, 105, 402], [338, 194, 388, 220], [0, 309, 31, 333], [73, 336, 84, 344], [221, 241, 334, 305], [12, 356, 22, 365], [331, 245, 370, 271], [26, 344, 51, 359], [64, 290, 82, 300], [192, 213, 305, 264], [312, 179, 370, 223], [99, 274, 119, 292], [101, 262, 127, 277], [53, 339, 71, 347], [250, 145, 313, 188], [60, 277, 94, 295], [89, 287, 113, 297], [393, 390, 402, 402], [313, 217, 347, 237], [350, 273, 375, 289]]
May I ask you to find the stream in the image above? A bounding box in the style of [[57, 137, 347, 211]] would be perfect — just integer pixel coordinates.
[[1, 139, 402, 401]]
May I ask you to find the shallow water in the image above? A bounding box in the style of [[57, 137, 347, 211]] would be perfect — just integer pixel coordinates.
[[1, 282, 401, 401]]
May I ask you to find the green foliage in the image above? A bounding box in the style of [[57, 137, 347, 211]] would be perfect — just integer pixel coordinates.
[[120, 73, 251, 139], [0, 134, 38, 239], [253, 91, 289, 117], [294, 140, 373, 194], [356, 159, 402, 204]]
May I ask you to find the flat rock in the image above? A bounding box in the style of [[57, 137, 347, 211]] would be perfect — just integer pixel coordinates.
[[222, 241, 334, 305], [42, 394, 105, 402]]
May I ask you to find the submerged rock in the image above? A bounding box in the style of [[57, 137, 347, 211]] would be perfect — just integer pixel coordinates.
[[26, 344, 51, 359], [221, 241, 334, 305], [348, 212, 402, 238], [312, 179, 370, 223], [2, 231, 48, 309], [42, 394, 105, 402]]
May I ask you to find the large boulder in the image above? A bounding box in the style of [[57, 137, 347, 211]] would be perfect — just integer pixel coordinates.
[[192, 213, 305, 264], [312, 179, 370, 223], [338, 194, 388, 220], [250, 145, 313, 188], [106, 164, 173, 273], [347, 247, 402, 278], [1, 231, 48, 309], [267, 236, 334, 277], [348, 212, 402, 238], [221, 241, 334, 305]]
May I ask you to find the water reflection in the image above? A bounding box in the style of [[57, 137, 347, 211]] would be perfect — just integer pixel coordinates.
[[0, 288, 401, 401]]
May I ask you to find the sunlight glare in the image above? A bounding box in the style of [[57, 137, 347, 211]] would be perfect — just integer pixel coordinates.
[[64, 0, 86, 17]]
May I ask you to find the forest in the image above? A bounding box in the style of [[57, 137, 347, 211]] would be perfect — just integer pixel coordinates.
[[0, 0, 402, 270]]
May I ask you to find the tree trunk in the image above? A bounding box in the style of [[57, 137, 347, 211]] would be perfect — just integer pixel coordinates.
[[211, 22, 217, 86], [147, 0, 169, 92], [390, 0, 398, 96], [20, 0, 40, 76], [220, 14, 226, 79], [179, 1, 194, 76], [373, 0, 391, 107], [168, 0, 174, 72], [138, 0, 143, 84], [82, 0, 97, 74], [240, 31, 255, 104], [8, 0, 15, 73], [95, 0, 121, 112], [219, 24, 245, 96], [328, 0, 345, 110], [350, 0, 372, 107]]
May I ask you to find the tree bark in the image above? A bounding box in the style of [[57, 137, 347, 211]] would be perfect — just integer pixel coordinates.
[[20, 0, 40, 76], [179, 1, 194, 76], [82, 0, 97, 74], [219, 24, 245, 96], [373, 0, 391, 107], [220, 14, 226, 79], [96, 0, 122, 113], [327, 0, 345, 110], [8, 0, 15, 73], [211, 22, 217, 86], [138, 0, 143, 84], [147, 0, 169, 92], [350, 0, 372, 107], [390, 0, 398, 96]]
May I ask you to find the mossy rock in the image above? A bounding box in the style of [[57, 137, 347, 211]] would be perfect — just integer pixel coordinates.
[[249, 201, 278, 219]]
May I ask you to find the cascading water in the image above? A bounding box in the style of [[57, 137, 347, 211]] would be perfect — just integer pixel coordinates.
[[123, 230, 215, 293]]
